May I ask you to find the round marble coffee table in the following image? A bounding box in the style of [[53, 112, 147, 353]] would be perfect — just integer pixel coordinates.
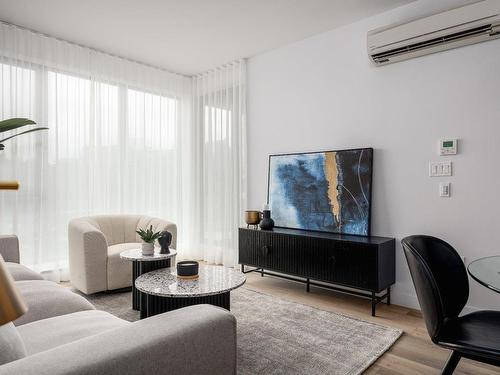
[[120, 248, 177, 310], [135, 264, 246, 319]]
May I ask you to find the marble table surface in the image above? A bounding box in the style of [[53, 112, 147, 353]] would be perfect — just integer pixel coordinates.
[[135, 264, 246, 297], [120, 248, 177, 262]]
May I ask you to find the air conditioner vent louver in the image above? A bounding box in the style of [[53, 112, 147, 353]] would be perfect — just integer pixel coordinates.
[[367, 0, 500, 66], [371, 24, 494, 63]]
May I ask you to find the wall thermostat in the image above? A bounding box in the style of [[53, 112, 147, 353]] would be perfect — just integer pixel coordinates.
[[439, 139, 457, 155]]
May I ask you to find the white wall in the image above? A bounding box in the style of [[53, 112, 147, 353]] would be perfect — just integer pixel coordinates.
[[246, 0, 500, 311]]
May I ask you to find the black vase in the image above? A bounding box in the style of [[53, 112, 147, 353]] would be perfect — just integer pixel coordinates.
[[259, 210, 275, 230]]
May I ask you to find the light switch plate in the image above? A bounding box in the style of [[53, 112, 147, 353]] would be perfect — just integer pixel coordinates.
[[429, 161, 452, 177], [440, 182, 451, 197]]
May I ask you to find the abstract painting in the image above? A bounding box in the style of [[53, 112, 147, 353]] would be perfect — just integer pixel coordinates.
[[268, 148, 373, 236]]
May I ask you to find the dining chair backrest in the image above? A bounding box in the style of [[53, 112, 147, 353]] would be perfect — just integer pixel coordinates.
[[402, 235, 469, 342]]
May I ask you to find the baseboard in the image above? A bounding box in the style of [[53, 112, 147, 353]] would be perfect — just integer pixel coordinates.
[[391, 289, 481, 315], [391, 290, 420, 310]]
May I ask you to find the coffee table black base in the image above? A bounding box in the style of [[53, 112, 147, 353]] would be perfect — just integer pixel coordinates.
[[140, 291, 230, 319], [132, 259, 170, 310]]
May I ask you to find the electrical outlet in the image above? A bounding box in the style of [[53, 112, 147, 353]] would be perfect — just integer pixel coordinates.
[[440, 182, 451, 197]]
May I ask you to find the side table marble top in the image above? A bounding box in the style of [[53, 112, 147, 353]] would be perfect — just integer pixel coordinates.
[[135, 264, 246, 298], [120, 248, 177, 262]]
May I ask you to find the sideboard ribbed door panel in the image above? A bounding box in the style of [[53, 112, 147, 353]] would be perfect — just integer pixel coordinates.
[[239, 229, 299, 275]]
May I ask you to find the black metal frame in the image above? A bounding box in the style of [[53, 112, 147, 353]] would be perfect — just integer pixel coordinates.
[[132, 259, 171, 310], [241, 265, 390, 317], [266, 147, 374, 237], [140, 292, 231, 319]]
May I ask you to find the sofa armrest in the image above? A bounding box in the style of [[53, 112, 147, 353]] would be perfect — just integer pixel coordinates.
[[0, 304, 236, 375], [68, 219, 108, 294], [0, 235, 20, 263]]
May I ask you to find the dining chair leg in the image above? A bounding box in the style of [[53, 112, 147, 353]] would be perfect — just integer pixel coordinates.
[[441, 351, 461, 375]]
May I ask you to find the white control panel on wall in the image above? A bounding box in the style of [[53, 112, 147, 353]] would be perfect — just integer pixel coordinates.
[[432, 139, 458, 197], [440, 139, 457, 155], [429, 161, 452, 177]]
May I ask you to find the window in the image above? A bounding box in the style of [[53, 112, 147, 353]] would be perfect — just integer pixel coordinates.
[[47, 71, 91, 161], [204, 105, 231, 143], [47, 71, 119, 162], [127, 88, 177, 150], [0, 63, 35, 119]]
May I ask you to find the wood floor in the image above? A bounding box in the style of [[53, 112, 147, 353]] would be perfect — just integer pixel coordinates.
[[244, 271, 500, 375]]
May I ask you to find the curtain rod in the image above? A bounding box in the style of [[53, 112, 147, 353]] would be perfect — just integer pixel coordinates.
[[0, 19, 191, 79], [0, 20, 246, 79], [193, 59, 246, 79]]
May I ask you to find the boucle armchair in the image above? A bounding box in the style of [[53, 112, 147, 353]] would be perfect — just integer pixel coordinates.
[[68, 215, 177, 294]]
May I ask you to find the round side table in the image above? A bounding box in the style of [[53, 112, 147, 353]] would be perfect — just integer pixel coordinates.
[[135, 264, 246, 319], [120, 248, 177, 310]]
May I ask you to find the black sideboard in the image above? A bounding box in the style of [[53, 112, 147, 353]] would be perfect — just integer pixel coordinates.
[[238, 227, 395, 316]]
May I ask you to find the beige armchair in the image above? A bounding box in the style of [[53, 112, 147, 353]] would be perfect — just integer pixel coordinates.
[[68, 215, 177, 294]]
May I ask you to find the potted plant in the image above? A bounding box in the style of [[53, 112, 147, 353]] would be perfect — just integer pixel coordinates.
[[136, 225, 162, 256], [0, 118, 48, 190], [0, 118, 48, 151]]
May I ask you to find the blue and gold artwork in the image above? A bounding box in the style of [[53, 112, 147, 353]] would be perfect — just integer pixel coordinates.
[[268, 148, 373, 236]]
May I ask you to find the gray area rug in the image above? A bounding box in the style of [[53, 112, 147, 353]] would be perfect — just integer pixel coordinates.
[[79, 287, 402, 374]]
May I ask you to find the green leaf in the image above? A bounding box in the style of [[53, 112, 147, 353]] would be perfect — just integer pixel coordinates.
[[0, 118, 36, 133], [0, 127, 49, 143], [136, 226, 162, 243]]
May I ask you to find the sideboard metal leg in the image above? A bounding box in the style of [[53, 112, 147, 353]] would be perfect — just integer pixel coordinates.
[[261, 268, 264, 277], [241, 264, 244, 273], [387, 286, 391, 305], [371, 292, 376, 317], [306, 278, 310, 292]]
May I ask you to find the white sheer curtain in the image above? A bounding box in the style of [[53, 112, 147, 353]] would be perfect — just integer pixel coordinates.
[[0, 22, 238, 278], [190, 61, 247, 266]]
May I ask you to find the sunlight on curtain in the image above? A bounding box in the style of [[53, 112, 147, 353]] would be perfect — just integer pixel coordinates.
[[0, 21, 246, 274], [191, 61, 247, 266], [0, 22, 194, 279]]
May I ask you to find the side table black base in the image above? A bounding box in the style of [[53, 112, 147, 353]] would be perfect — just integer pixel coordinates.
[[132, 259, 170, 310], [140, 292, 230, 319]]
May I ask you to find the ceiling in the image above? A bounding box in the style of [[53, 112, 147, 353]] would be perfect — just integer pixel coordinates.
[[0, 0, 414, 75]]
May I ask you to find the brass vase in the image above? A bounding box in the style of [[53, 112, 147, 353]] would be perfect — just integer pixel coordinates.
[[245, 210, 261, 229]]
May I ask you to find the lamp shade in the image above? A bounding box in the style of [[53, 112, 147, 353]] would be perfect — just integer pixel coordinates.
[[0, 255, 27, 325]]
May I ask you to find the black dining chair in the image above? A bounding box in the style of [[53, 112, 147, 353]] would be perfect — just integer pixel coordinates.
[[402, 235, 500, 374]]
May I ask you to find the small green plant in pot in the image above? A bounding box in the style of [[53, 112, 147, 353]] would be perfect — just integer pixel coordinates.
[[136, 225, 162, 255]]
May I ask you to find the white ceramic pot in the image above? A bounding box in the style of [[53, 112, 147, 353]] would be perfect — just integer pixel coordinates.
[[141, 242, 154, 256]]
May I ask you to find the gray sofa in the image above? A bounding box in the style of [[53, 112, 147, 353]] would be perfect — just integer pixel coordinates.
[[0, 235, 236, 375]]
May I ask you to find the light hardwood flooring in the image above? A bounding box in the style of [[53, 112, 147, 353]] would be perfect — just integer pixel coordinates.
[[244, 271, 500, 375]]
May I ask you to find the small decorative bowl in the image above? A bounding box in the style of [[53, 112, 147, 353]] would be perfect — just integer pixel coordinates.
[[245, 210, 261, 225], [177, 261, 199, 280]]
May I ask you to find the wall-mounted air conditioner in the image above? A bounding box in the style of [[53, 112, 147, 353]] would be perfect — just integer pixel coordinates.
[[367, 0, 500, 66]]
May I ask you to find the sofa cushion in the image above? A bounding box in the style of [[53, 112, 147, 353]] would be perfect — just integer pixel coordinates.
[[14, 281, 95, 326], [106, 243, 139, 290], [18, 310, 129, 355], [6, 263, 44, 281], [0, 322, 27, 365]]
